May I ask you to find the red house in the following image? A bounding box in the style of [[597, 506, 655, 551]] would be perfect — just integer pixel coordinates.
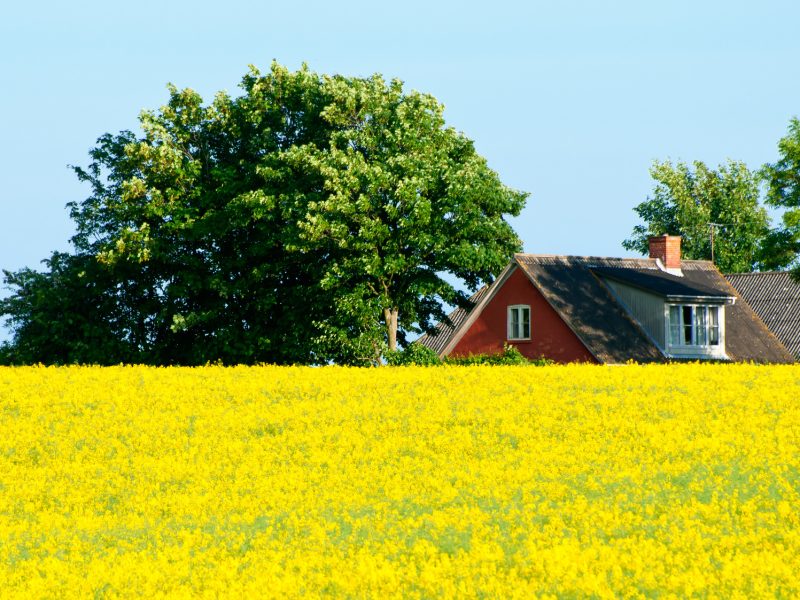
[[419, 236, 794, 364]]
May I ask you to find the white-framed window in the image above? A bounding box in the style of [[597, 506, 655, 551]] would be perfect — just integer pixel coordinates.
[[666, 304, 724, 357], [507, 305, 531, 340]]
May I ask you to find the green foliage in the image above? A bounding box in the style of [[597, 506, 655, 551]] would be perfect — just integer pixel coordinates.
[[0, 63, 526, 365], [61, 64, 335, 365], [0, 253, 132, 365], [763, 117, 800, 271], [385, 342, 557, 367], [285, 73, 527, 360], [623, 160, 772, 273], [385, 342, 441, 366], [444, 344, 553, 366]]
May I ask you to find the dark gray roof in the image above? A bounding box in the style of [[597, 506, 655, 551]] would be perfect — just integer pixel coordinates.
[[591, 267, 732, 302], [726, 271, 800, 358], [419, 254, 795, 364], [515, 256, 664, 363], [676, 267, 793, 363], [416, 286, 490, 355]]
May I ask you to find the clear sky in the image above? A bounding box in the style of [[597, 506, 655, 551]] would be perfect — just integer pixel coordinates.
[[1, 0, 799, 340]]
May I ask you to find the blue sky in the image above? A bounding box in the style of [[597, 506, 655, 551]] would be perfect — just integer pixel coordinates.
[[1, 0, 799, 340]]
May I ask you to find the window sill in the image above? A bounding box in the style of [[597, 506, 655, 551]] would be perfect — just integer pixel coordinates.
[[667, 346, 727, 360]]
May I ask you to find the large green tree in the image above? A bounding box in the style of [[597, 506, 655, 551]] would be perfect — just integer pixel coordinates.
[[762, 117, 800, 271], [286, 75, 526, 362], [1, 63, 526, 365], [55, 65, 335, 364], [623, 159, 772, 273]]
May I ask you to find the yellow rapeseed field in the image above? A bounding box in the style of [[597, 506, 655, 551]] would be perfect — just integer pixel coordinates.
[[1, 364, 799, 598]]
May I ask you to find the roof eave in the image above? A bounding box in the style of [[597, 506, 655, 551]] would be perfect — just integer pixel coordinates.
[[595, 269, 733, 303], [665, 294, 736, 305]]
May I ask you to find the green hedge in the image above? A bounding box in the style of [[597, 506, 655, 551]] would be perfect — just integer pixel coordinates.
[[386, 342, 553, 366]]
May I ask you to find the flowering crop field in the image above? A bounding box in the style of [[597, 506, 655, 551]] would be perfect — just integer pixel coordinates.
[[1, 365, 799, 598]]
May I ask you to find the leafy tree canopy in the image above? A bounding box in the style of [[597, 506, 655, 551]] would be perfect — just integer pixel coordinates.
[[284, 74, 527, 362], [1, 63, 527, 365], [623, 159, 774, 273], [763, 117, 800, 271]]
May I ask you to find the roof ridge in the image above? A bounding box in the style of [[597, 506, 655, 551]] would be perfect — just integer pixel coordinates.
[[515, 253, 715, 265], [725, 270, 794, 276], [515, 252, 653, 261]]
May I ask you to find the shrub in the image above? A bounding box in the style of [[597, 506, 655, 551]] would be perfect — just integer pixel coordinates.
[[385, 342, 442, 366], [445, 344, 554, 366]]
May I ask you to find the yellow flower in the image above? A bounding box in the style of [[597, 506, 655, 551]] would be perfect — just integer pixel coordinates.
[[0, 364, 799, 597]]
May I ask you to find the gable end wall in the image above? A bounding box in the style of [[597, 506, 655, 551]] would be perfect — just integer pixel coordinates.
[[451, 268, 597, 363]]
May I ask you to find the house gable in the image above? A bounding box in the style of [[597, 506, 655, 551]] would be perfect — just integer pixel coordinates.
[[514, 256, 666, 363], [450, 267, 597, 363]]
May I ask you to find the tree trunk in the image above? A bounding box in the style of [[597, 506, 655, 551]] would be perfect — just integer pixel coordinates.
[[384, 307, 399, 352]]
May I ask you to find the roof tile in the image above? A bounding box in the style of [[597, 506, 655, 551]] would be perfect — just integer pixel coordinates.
[[726, 271, 800, 358]]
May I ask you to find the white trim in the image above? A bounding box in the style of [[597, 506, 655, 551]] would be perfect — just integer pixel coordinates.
[[664, 303, 727, 359], [507, 304, 531, 341]]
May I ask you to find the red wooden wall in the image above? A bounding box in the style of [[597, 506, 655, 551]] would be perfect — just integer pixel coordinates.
[[450, 267, 597, 363]]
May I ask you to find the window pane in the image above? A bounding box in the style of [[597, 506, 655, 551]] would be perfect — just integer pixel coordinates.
[[508, 307, 530, 339], [683, 306, 693, 345], [709, 307, 720, 345], [695, 306, 708, 346], [669, 306, 681, 346]]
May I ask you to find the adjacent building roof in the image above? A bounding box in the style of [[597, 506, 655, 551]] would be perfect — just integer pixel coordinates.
[[418, 285, 490, 356], [726, 271, 800, 358], [419, 254, 795, 364]]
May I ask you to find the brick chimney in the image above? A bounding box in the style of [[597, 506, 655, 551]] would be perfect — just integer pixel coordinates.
[[649, 235, 682, 270]]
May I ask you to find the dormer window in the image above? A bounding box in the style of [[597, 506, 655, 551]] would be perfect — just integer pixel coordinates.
[[668, 305, 720, 346], [666, 304, 725, 358], [507, 305, 530, 340]]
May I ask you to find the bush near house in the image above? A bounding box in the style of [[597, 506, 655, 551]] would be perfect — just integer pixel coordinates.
[[444, 343, 553, 365], [384, 342, 442, 366], [387, 342, 553, 366]]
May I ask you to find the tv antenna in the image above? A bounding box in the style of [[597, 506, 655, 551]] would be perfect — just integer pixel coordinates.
[[707, 223, 727, 264]]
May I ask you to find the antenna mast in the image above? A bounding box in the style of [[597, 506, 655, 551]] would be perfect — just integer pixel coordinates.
[[707, 223, 725, 264]]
